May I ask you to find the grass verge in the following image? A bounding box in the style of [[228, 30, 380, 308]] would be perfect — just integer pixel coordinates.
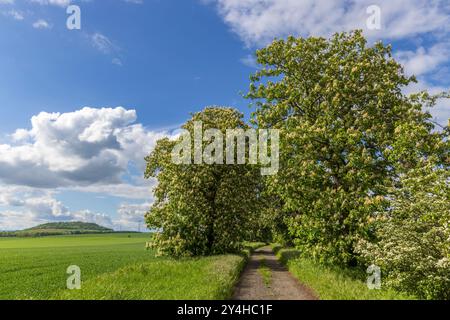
[[56, 254, 246, 300], [272, 244, 415, 300]]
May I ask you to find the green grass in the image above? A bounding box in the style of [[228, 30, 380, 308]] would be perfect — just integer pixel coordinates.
[[0, 234, 247, 300], [57, 255, 245, 300], [258, 259, 272, 288], [243, 242, 267, 252], [0, 234, 153, 300], [0, 233, 147, 249], [272, 245, 415, 300]]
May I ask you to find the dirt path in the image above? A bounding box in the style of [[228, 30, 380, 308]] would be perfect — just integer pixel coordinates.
[[232, 246, 318, 300]]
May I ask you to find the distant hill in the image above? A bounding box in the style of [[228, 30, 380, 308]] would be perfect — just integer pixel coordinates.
[[26, 222, 113, 232], [0, 222, 114, 238]]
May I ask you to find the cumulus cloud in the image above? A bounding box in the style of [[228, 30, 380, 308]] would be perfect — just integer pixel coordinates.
[[0, 186, 150, 231], [114, 202, 150, 231], [0, 188, 78, 229], [0, 107, 167, 189], [72, 210, 114, 228], [0, 205, 115, 231], [67, 181, 155, 200], [0, 184, 150, 231], [0, 107, 170, 231], [206, 0, 450, 127], [396, 42, 450, 77]]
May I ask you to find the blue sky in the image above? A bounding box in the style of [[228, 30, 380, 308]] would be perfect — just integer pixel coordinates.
[[0, 0, 449, 231]]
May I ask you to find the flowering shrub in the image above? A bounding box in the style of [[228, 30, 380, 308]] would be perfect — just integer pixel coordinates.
[[357, 166, 450, 299]]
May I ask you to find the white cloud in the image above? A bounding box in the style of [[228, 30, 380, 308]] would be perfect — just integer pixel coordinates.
[[112, 58, 123, 66], [0, 211, 39, 231], [3, 9, 24, 20], [114, 202, 150, 231], [0, 205, 115, 231], [0, 107, 172, 231], [32, 19, 51, 29], [89, 33, 124, 66], [66, 179, 156, 200], [0, 184, 150, 231], [207, 0, 450, 127], [11, 128, 32, 142], [396, 42, 450, 77], [0, 189, 150, 231], [0, 190, 73, 230], [0, 107, 168, 189], [72, 210, 114, 229], [404, 80, 450, 127], [29, 0, 71, 7], [207, 0, 450, 46], [91, 33, 117, 54], [240, 54, 258, 68]]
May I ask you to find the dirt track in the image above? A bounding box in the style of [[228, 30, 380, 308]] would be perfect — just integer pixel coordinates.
[[232, 247, 318, 300]]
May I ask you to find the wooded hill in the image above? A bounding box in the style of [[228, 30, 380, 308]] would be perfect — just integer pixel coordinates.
[[0, 222, 114, 238]]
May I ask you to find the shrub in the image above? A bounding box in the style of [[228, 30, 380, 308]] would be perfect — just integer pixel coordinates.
[[356, 165, 450, 299]]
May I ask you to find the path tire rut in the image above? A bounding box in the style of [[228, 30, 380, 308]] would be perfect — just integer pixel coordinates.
[[232, 246, 318, 300]]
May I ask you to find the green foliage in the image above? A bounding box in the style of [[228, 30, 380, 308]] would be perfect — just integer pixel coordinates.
[[273, 246, 414, 300], [145, 107, 263, 256], [254, 194, 292, 245], [246, 30, 447, 266], [242, 242, 267, 252], [356, 165, 450, 299]]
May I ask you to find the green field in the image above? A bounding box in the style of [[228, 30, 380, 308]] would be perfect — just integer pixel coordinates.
[[0, 234, 246, 300]]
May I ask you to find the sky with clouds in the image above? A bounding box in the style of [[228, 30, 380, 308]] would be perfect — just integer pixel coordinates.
[[0, 0, 449, 231]]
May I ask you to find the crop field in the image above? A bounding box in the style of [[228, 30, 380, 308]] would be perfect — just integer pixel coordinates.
[[0, 234, 245, 300]]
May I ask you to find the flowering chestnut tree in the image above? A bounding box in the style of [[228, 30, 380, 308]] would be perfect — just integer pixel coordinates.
[[246, 30, 448, 266], [144, 107, 263, 256]]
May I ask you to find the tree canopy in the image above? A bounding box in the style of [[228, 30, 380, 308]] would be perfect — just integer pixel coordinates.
[[144, 30, 449, 299], [246, 30, 448, 266], [145, 107, 263, 256]]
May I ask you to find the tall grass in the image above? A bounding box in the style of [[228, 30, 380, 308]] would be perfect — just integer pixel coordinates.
[[57, 255, 246, 300], [272, 245, 415, 300]]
